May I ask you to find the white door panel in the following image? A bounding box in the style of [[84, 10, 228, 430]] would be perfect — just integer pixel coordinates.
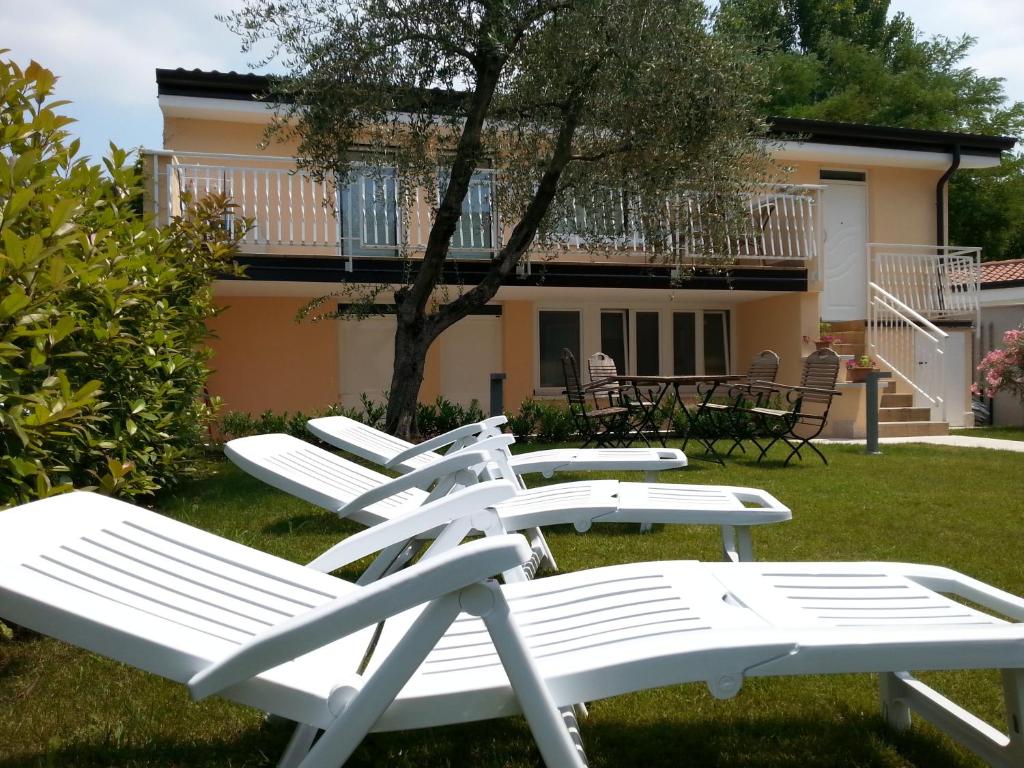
[[821, 182, 868, 321], [339, 316, 396, 407]]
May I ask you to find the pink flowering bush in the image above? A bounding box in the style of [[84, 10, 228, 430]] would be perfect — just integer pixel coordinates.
[[974, 326, 1024, 400]]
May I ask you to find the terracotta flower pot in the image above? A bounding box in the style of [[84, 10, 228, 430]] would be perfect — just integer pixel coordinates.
[[846, 366, 875, 383]]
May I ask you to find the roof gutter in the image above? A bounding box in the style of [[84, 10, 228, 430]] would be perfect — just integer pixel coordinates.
[[936, 143, 960, 247]]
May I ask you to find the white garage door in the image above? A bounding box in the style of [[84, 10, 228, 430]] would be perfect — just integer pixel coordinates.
[[439, 314, 503, 408], [338, 316, 396, 407]]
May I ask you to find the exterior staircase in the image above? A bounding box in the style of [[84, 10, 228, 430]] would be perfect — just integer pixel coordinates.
[[877, 384, 949, 437], [827, 320, 950, 437]]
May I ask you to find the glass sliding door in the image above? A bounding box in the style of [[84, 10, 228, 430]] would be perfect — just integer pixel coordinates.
[[339, 166, 398, 256], [672, 312, 696, 375], [634, 311, 660, 375], [599, 310, 627, 374], [703, 311, 730, 375], [538, 310, 581, 388]]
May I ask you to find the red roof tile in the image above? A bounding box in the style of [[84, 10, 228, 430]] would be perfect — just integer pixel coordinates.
[[980, 259, 1024, 285]]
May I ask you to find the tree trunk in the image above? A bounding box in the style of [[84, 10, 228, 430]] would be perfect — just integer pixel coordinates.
[[385, 308, 433, 439]]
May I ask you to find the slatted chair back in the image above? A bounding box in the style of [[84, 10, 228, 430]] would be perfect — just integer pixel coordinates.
[[587, 352, 621, 406], [588, 352, 619, 384], [561, 348, 589, 409], [799, 349, 841, 405], [747, 350, 780, 383]]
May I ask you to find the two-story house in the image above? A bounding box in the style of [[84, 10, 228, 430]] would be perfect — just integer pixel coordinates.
[[146, 68, 1016, 437]]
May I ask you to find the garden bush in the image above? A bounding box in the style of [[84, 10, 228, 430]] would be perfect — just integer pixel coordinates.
[[0, 57, 244, 504], [219, 396, 487, 444]]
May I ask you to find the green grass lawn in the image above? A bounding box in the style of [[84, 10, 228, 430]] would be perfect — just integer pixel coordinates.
[[2, 441, 1024, 767], [952, 425, 1024, 442]]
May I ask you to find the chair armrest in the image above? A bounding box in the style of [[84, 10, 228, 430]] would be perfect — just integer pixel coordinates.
[[386, 421, 491, 468], [189, 531, 532, 700], [787, 384, 841, 396], [310, 480, 519, 573], [339, 449, 495, 517]]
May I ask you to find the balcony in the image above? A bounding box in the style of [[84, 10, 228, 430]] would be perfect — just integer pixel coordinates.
[[143, 150, 823, 278]]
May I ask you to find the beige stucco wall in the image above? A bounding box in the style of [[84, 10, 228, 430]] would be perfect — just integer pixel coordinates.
[[734, 292, 819, 384], [164, 117, 296, 156], [780, 160, 940, 249], [207, 296, 339, 414], [502, 301, 535, 409], [170, 112, 956, 419]]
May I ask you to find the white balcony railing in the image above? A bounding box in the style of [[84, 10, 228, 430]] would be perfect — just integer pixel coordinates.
[[143, 150, 822, 273], [868, 243, 981, 323]]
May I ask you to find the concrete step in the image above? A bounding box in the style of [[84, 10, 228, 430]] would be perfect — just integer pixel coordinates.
[[833, 343, 865, 357], [826, 320, 866, 333], [878, 421, 949, 437], [880, 393, 913, 408], [878, 406, 932, 422], [831, 330, 865, 345]]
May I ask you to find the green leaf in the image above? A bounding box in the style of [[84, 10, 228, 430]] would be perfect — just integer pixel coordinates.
[[0, 289, 29, 320]]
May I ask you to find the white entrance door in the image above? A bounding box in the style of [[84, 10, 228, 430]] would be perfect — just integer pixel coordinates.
[[821, 181, 868, 321]]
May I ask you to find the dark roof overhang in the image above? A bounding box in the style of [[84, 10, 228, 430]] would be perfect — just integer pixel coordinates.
[[157, 69, 1018, 157], [766, 116, 1016, 158]]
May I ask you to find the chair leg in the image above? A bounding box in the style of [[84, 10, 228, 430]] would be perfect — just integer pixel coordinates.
[[278, 723, 320, 768], [878, 669, 1024, 768], [295, 595, 462, 768], [481, 583, 590, 768]]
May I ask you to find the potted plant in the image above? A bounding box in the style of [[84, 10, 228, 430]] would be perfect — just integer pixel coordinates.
[[846, 354, 877, 383], [805, 321, 837, 351]]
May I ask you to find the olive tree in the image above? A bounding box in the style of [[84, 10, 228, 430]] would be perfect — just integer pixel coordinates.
[[226, 0, 769, 438]]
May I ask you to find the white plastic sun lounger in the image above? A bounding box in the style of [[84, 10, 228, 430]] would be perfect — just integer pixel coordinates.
[[307, 414, 687, 480], [2, 488, 1022, 768], [225, 432, 790, 567]]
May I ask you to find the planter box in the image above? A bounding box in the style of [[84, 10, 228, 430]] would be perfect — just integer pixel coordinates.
[[846, 366, 876, 383]]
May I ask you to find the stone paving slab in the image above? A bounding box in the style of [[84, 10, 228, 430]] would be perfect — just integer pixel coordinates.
[[818, 435, 1024, 453]]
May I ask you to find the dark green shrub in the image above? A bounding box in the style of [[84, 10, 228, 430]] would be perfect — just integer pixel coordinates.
[[534, 402, 575, 443], [0, 57, 245, 504], [505, 399, 540, 441]]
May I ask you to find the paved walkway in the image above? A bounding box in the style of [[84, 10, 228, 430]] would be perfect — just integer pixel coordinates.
[[819, 435, 1024, 453]]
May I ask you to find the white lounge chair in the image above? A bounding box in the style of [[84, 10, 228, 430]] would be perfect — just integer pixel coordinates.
[[225, 432, 791, 568], [307, 414, 687, 481], [2, 488, 1022, 768]]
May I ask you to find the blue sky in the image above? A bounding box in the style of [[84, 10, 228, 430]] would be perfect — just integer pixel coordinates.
[[2, 0, 1022, 163]]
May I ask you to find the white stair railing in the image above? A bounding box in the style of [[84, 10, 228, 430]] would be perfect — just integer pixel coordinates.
[[867, 282, 949, 422]]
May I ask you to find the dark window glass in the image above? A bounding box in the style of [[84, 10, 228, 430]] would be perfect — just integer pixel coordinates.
[[673, 312, 696, 375], [600, 311, 627, 374], [635, 312, 660, 376], [703, 312, 729, 375], [539, 311, 580, 388]]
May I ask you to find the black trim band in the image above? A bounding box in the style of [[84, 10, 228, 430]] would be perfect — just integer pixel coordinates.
[[336, 303, 502, 316], [230, 256, 808, 292]]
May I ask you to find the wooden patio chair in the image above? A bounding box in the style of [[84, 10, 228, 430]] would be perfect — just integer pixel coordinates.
[[586, 352, 660, 446], [696, 350, 781, 456], [561, 348, 629, 448], [744, 348, 841, 465]]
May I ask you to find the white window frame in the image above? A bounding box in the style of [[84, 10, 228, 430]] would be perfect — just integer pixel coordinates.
[[534, 304, 733, 395]]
